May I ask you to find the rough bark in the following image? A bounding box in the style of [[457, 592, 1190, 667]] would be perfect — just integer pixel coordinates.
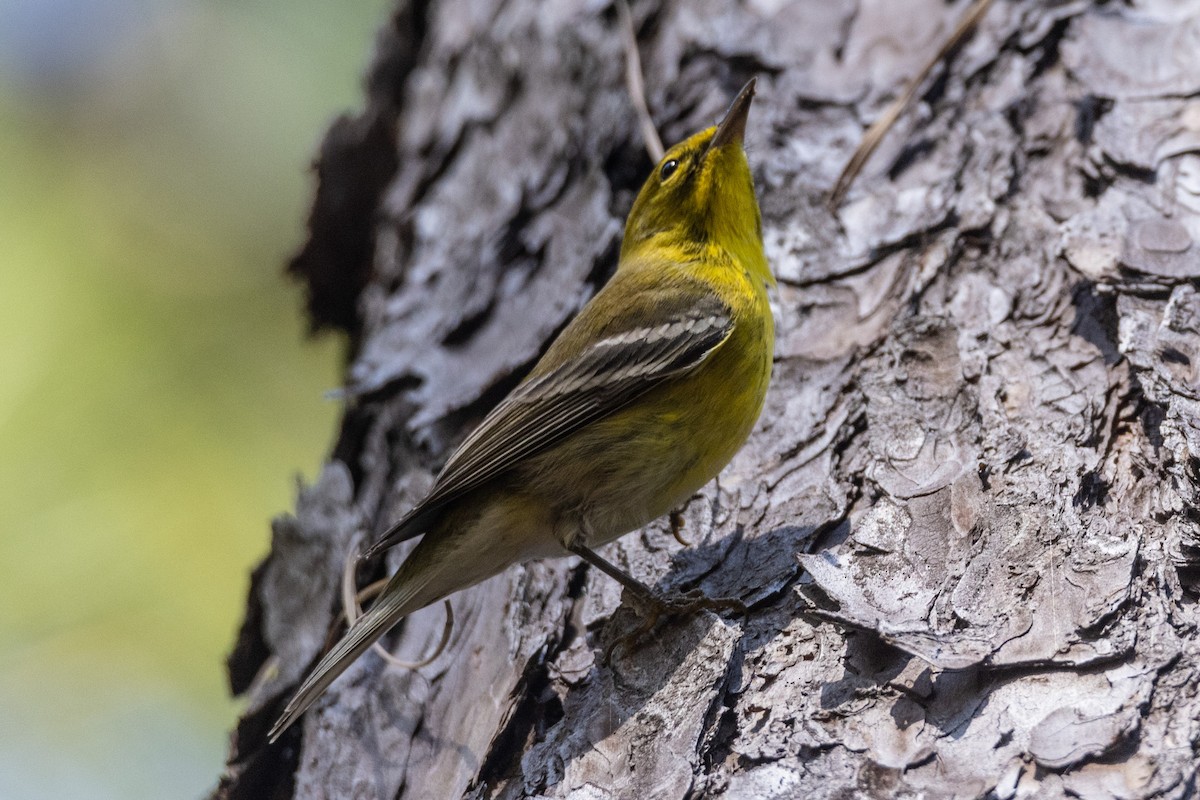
[[215, 1, 1200, 797]]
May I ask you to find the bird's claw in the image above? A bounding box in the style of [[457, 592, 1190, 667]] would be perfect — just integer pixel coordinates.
[[669, 508, 691, 546]]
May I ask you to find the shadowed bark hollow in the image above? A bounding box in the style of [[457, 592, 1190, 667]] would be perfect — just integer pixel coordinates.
[[215, 1, 1200, 797]]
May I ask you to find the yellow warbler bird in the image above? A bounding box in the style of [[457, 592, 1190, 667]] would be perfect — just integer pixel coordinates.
[[269, 78, 773, 741]]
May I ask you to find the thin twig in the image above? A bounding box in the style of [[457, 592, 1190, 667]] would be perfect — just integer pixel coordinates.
[[829, 0, 996, 208], [618, 0, 665, 162]]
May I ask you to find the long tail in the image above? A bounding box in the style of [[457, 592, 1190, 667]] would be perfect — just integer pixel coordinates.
[[267, 564, 434, 742]]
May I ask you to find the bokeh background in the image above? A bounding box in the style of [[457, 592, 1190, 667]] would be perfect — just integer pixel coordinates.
[[0, 0, 389, 796]]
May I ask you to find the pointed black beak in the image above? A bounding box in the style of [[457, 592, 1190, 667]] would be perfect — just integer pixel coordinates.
[[704, 77, 756, 158]]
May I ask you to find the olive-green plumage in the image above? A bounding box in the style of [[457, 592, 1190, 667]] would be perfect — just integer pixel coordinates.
[[269, 79, 773, 741]]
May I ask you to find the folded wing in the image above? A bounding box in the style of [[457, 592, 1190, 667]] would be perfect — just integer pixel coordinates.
[[363, 281, 733, 559]]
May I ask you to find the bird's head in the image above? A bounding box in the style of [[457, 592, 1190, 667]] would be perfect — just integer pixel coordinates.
[[621, 78, 766, 282]]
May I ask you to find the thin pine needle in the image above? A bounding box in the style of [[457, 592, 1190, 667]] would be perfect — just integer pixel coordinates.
[[830, 0, 996, 207], [340, 540, 454, 669], [618, 0, 665, 162]]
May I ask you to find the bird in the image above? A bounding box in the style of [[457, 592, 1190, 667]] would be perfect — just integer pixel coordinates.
[[269, 77, 773, 742]]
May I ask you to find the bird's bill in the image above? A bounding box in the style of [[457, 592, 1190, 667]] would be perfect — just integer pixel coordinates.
[[705, 77, 756, 157]]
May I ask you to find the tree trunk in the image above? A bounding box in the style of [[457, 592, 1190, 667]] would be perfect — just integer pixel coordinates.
[[214, 1, 1200, 797]]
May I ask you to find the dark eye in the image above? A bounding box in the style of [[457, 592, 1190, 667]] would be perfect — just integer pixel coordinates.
[[660, 159, 679, 180]]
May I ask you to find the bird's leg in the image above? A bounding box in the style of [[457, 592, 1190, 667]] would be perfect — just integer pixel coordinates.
[[567, 540, 661, 606], [566, 540, 746, 662]]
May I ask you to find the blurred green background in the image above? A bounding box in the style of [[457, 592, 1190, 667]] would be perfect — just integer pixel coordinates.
[[0, 0, 389, 796]]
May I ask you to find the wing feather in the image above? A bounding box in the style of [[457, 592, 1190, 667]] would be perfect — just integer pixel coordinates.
[[362, 287, 732, 559]]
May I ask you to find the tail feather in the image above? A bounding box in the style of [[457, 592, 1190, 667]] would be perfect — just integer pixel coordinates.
[[267, 569, 432, 742], [361, 504, 438, 560]]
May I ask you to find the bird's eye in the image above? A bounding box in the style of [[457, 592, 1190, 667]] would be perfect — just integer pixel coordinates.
[[660, 159, 680, 180]]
